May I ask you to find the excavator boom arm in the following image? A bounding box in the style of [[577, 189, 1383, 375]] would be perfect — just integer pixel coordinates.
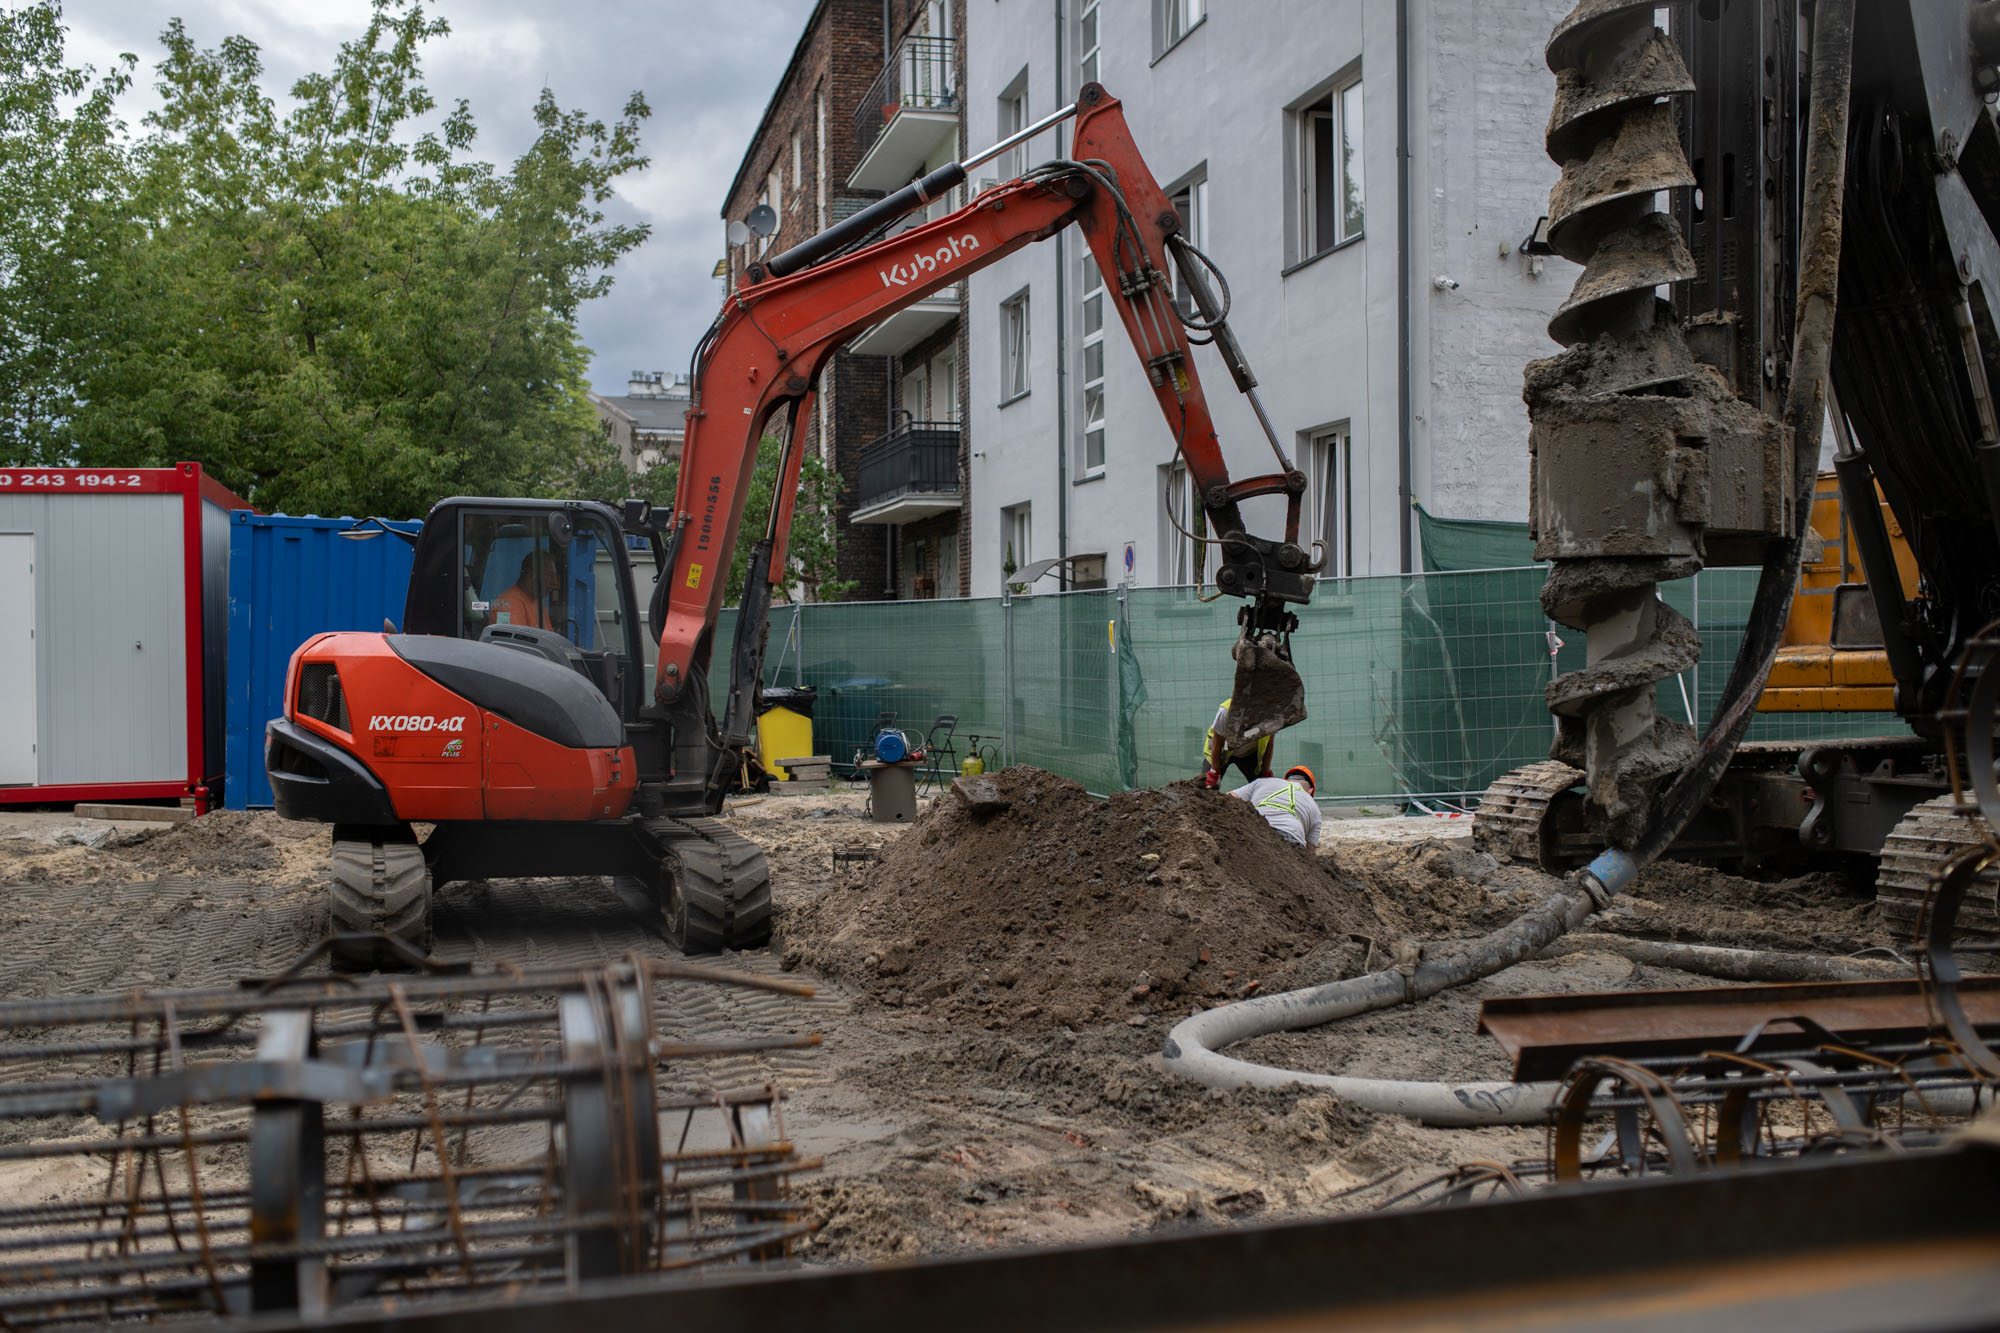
[[653, 85, 1311, 797]]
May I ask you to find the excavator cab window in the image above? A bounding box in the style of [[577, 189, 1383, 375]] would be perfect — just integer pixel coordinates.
[[455, 508, 637, 715]]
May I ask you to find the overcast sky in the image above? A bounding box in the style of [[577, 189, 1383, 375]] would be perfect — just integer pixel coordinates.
[[56, 0, 819, 395]]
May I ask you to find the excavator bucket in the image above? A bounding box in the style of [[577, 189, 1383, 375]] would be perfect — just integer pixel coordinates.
[[1218, 635, 1307, 751]]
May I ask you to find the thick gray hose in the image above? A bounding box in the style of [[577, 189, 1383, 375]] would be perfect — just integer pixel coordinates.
[[1543, 934, 1909, 984], [1161, 885, 1597, 1126]]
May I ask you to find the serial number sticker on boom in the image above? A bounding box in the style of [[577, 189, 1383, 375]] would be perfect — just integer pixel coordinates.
[[0, 472, 144, 489], [369, 715, 468, 733]]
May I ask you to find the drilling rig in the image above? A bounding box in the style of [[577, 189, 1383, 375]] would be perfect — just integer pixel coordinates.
[[1476, 0, 2000, 942]]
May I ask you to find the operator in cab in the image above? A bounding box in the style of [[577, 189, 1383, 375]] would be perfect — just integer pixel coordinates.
[[491, 553, 559, 631], [1232, 766, 1322, 849]]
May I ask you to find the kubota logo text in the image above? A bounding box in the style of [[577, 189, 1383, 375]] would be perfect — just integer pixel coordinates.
[[879, 233, 981, 288], [369, 715, 467, 733]]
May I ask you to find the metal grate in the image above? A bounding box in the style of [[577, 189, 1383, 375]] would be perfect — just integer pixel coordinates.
[[297, 661, 350, 732]]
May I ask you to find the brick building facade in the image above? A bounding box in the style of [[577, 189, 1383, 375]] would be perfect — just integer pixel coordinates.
[[720, 0, 972, 600]]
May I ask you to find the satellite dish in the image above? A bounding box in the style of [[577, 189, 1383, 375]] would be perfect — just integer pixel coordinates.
[[726, 219, 750, 247], [745, 204, 777, 239]]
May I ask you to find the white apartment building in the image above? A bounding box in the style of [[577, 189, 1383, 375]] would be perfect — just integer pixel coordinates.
[[963, 0, 1578, 594]]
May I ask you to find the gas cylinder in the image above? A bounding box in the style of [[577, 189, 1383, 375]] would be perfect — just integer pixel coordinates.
[[960, 754, 985, 776]]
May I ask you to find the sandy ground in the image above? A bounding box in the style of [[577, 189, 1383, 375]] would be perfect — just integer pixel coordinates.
[[0, 782, 1903, 1265]]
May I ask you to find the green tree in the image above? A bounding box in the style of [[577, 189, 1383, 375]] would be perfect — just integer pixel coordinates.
[[0, 3, 132, 463], [45, 1, 650, 518], [557, 426, 853, 603]]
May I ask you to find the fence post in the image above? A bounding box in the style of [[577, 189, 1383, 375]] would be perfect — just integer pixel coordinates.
[[1115, 582, 1129, 789], [1000, 582, 1014, 767]]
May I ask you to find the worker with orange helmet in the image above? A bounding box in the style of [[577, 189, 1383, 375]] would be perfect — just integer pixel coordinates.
[[1230, 765, 1321, 848]]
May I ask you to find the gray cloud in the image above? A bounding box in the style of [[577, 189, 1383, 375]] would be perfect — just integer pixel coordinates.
[[58, 0, 817, 392]]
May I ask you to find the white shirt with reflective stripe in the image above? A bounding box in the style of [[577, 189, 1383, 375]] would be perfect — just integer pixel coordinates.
[[1232, 777, 1322, 848]]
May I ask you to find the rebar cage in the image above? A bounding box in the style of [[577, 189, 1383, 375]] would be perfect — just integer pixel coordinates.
[[0, 953, 821, 1325]]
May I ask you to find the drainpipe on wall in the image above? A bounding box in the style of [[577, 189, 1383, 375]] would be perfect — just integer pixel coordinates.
[[1395, 0, 1414, 573], [1053, 0, 1070, 589]]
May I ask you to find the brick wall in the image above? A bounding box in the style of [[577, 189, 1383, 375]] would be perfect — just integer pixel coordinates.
[[721, 0, 974, 602]]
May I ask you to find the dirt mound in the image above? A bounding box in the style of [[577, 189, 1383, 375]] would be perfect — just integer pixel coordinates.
[[1323, 837, 1557, 939], [106, 811, 328, 881], [1609, 858, 1881, 954], [780, 768, 1382, 1031]]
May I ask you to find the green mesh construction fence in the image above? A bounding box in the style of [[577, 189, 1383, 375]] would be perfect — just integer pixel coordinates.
[[720, 566, 1907, 801]]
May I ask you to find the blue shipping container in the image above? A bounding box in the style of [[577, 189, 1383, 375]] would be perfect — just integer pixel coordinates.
[[226, 513, 422, 809]]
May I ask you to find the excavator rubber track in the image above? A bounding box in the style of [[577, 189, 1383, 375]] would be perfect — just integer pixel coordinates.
[[639, 816, 773, 953], [1471, 761, 1585, 869], [1876, 795, 2000, 945], [328, 831, 433, 969]]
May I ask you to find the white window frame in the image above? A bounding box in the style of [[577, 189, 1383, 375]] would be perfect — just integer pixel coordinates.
[[1153, 0, 1205, 60], [1002, 502, 1033, 581], [1079, 253, 1106, 476], [1000, 289, 1032, 404], [760, 167, 782, 255], [1302, 424, 1352, 577], [997, 71, 1028, 180], [1294, 70, 1364, 263], [815, 84, 828, 231], [1166, 166, 1209, 319], [1161, 462, 1207, 586], [1078, 0, 1101, 88]]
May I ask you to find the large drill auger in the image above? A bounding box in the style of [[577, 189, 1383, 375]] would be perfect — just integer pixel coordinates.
[[1527, 0, 1788, 848]]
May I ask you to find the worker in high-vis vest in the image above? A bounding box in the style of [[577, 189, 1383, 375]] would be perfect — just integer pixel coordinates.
[[1201, 696, 1275, 789], [1231, 766, 1322, 849]]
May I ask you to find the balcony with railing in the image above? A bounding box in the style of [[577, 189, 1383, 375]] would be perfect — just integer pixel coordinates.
[[851, 420, 961, 525], [850, 34, 958, 193]]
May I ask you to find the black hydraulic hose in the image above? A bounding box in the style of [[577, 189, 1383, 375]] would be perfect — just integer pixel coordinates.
[[764, 163, 968, 278], [1614, 0, 1856, 883]]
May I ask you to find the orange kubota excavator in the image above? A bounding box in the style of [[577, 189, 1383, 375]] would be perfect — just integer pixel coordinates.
[[266, 84, 1322, 966]]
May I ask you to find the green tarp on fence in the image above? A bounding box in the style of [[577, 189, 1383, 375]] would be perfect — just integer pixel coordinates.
[[715, 566, 1905, 803]]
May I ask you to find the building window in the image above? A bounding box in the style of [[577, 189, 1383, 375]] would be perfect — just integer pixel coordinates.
[[1296, 73, 1364, 261], [760, 166, 782, 254], [815, 84, 827, 230], [1079, 0, 1101, 87], [997, 71, 1028, 180], [1167, 167, 1208, 319], [1153, 0, 1204, 59], [1001, 290, 1031, 402], [1302, 424, 1352, 577], [1002, 503, 1033, 582], [1161, 462, 1207, 586], [790, 130, 802, 198], [1079, 254, 1106, 474]]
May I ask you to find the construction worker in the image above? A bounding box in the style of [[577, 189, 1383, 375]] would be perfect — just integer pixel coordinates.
[[491, 552, 558, 631], [1232, 765, 1322, 849], [1201, 696, 1274, 789]]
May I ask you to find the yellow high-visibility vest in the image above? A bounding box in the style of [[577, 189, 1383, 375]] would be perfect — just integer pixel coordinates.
[[1206, 696, 1274, 762]]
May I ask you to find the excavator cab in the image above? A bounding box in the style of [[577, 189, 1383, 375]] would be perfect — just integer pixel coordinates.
[[401, 498, 650, 724]]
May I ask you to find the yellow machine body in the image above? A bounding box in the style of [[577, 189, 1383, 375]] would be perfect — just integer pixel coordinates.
[[1760, 473, 1919, 714]]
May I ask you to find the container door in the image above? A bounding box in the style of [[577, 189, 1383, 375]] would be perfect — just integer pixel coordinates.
[[0, 535, 34, 784]]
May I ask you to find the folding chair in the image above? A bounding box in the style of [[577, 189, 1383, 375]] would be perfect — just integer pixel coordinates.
[[919, 714, 959, 794]]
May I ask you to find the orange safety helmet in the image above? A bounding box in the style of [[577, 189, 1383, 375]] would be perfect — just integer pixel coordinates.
[[1284, 765, 1316, 794]]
